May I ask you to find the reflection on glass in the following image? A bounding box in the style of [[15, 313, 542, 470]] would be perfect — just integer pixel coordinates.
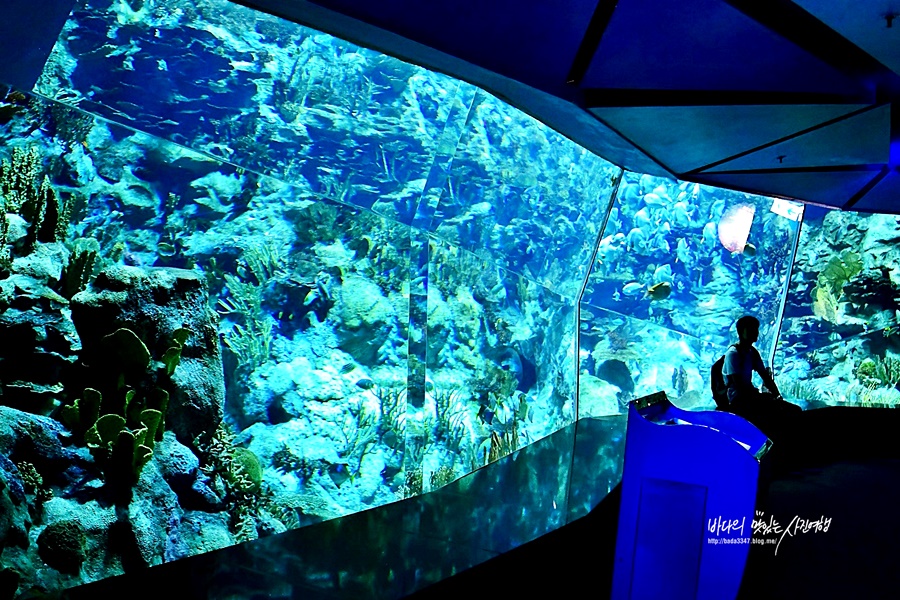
[[567, 415, 627, 522]]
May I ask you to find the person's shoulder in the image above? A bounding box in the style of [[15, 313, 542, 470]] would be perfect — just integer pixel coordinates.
[[722, 344, 739, 365]]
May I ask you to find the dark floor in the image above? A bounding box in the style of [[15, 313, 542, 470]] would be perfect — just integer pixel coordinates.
[[409, 407, 900, 600]]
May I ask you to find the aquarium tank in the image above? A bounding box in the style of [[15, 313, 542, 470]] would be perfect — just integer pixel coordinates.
[[0, 0, 890, 596]]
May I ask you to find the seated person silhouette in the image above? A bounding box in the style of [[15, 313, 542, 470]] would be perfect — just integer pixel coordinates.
[[720, 315, 801, 439]]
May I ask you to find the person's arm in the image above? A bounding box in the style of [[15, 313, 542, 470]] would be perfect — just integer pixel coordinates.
[[753, 349, 782, 399]]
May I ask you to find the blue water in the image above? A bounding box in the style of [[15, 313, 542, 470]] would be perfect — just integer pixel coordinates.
[[0, 0, 891, 595]]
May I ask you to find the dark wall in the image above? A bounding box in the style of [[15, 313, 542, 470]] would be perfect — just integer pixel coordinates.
[[0, 0, 76, 90]]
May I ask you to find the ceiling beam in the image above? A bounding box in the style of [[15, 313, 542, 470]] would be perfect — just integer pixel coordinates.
[[566, 0, 620, 86]]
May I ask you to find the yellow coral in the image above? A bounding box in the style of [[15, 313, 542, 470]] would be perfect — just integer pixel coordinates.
[[812, 284, 839, 324]]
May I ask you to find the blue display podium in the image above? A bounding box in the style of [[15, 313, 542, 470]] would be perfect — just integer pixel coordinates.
[[611, 392, 771, 600]]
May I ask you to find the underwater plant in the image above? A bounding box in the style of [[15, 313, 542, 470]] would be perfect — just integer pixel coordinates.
[[778, 378, 822, 404], [60, 237, 99, 299], [371, 382, 406, 451], [195, 422, 281, 542], [59, 326, 189, 494], [337, 401, 378, 478], [218, 243, 286, 373], [431, 386, 468, 451], [842, 381, 900, 408], [856, 355, 900, 389]]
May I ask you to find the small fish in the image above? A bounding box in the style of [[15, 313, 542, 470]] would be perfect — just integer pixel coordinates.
[[646, 281, 672, 301], [642, 193, 666, 208], [383, 430, 399, 449], [742, 242, 757, 257], [340, 363, 356, 374], [328, 463, 352, 487], [639, 174, 657, 193], [652, 234, 670, 253], [157, 242, 176, 257], [672, 201, 692, 228], [625, 228, 647, 251], [622, 282, 644, 296], [355, 378, 375, 390], [675, 238, 691, 264], [633, 207, 653, 231], [653, 264, 674, 285]]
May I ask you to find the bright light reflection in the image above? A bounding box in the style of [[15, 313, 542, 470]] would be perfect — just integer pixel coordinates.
[[717, 203, 755, 253]]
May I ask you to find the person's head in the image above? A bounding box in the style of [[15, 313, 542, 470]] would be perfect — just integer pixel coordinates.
[[736, 315, 760, 344]]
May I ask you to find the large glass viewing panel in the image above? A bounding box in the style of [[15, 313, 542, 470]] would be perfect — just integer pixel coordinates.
[[0, 0, 826, 596], [0, 0, 619, 594], [578, 172, 803, 418], [776, 207, 900, 409]]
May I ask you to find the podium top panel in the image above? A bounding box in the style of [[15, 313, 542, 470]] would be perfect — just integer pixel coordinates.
[[629, 392, 771, 460]]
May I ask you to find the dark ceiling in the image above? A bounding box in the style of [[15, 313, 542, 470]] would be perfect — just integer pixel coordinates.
[[236, 0, 900, 213]]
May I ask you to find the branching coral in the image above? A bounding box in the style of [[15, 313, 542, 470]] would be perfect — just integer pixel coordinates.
[[195, 423, 274, 541], [0, 147, 42, 214], [16, 461, 52, 506], [218, 278, 271, 371], [221, 320, 273, 373], [431, 386, 469, 453], [241, 242, 286, 285], [271, 443, 322, 481], [337, 402, 377, 477], [371, 383, 406, 451], [397, 468, 423, 499], [218, 243, 286, 372], [0, 145, 73, 275], [428, 466, 456, 490]]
